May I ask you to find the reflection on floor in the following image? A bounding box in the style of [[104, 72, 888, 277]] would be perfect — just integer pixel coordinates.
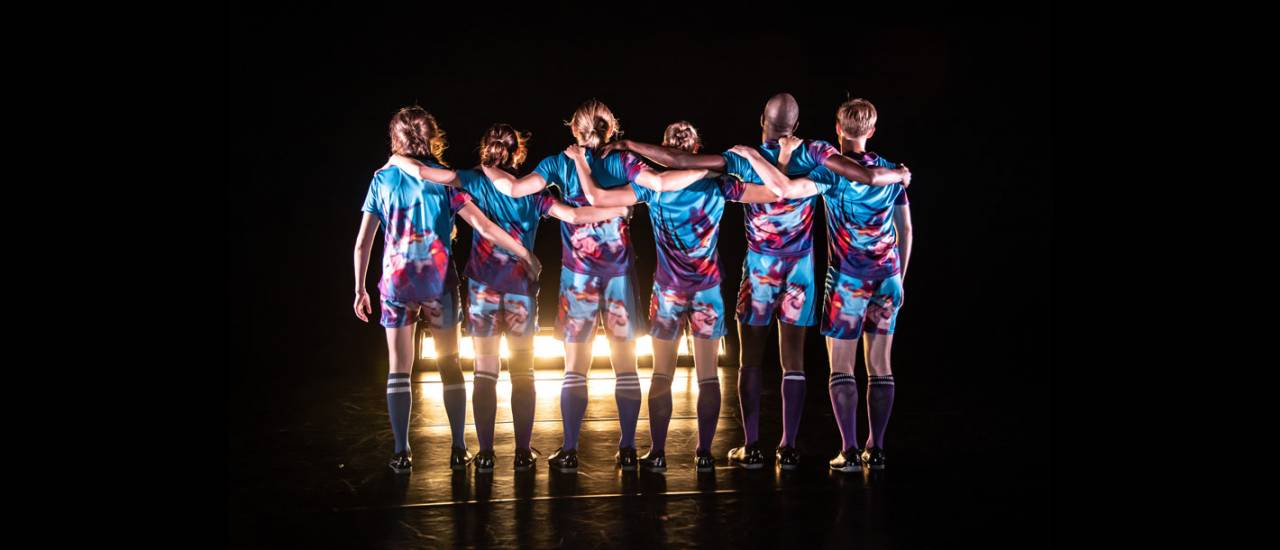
[[230, 366, 1048, 548]]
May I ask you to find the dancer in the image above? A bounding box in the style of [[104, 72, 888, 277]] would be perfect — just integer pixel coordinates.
[[728, 97, 912, 472], [353, 107, 541, 474]]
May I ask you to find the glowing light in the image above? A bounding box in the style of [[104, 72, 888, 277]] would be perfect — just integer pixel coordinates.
[[419, 334, 725, 359]]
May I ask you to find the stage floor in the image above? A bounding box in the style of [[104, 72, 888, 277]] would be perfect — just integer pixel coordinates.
[[229, 365, 1048, 548]]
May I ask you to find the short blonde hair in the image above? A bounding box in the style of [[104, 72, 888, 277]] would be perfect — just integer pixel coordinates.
[[836, 98, 878, 139], [661, 121, 701, 153]]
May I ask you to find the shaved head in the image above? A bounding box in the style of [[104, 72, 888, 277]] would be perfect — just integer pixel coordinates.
[[761, 93, 800, 135]]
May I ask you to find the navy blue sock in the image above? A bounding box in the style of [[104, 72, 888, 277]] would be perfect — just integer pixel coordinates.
[[472, 370, 498, 452], [560, 372, 589, 450], [647, 373, 673, 452], [615, 371, 642, 449], [508, 349, 536, 451], [697, 377, 722, 454], [437, 352, 467, 449], [780, 371, 806, 448], [387, 372, 412, 453], [737, 366, 762, 445], [829, 373, 859, 451], [866, 374, 896, 449]]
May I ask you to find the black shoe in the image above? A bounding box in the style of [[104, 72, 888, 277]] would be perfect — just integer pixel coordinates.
[[474, 450, 495, 473], [639, 450, 667, 473], [829, 448, 864, 473], [861, 447, 886, 470], [728, 443, 765, 470], [776, 446, 800, 471], [695, 450, 716, 472], [388, 451, 412, 475], [513, 448, 538, 471], [548, 447, 578, 473], [450, 446, 473, 471], [615, 447, 638, 471]]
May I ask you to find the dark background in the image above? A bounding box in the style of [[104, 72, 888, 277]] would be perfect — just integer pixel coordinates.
[[229, 2, 1051, 543]]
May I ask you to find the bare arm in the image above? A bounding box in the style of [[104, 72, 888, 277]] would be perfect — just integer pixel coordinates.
[[729, 145, 821, 199], [456, 203, 542, 281], [384, 154, 461, 187], [894, 204, 913, 282], [352, 213, 380, 322], [481, 164, 548, 198], [602, 139, 726, 170], [547, 200, 628, 224], [823, 154, 911, 187], [568, 145, 640, 207], [632, 166, 710, 192], [736, 183, 785, 204]]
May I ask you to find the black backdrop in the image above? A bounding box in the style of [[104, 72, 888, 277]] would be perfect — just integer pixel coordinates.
[[229, 4, 1051, 446]]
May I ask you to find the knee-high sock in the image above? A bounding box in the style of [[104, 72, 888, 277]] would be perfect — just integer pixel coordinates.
[[508, 349, 536, 451], [829, 373, 859, 451], [866, 374, 896, 449], [437, 352, 468, 449], [697, 377, 722, 454], [780, 371, 806, 448], [647, 372, 673, 452], [615, 371, 642, 449], [472, 370, 499, 452], [560, 372, 589, 450], [737, 324, 767, 446], [387, 372, 412, 454], [737, 366, 762, 446]]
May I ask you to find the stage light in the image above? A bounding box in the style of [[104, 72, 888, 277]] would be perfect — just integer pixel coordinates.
[[418, 333, 725, 359]]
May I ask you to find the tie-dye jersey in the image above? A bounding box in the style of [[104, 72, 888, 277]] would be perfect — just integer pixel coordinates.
[[808, 151, 909, 279], [361, 163, 471, 302], [533, 149, 647, 276], [631, 176, 747, 292], [455, 169, 556, 295], [720, 139, 838, 257]]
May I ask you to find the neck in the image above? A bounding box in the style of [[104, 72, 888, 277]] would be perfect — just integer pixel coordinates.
[[762, 129, 786, 142], [839, 138, 867, 154]]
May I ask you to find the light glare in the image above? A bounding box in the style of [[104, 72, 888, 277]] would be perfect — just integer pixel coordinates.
[[418, 334, 725, 359]]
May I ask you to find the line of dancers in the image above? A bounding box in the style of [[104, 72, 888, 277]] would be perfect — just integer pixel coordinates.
[[353, 94, 912, 476]]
